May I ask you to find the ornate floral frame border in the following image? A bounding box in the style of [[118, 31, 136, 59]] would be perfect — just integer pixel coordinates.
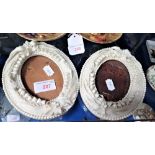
[[80, 47, 146, 120], [2, 41, 79, 120]]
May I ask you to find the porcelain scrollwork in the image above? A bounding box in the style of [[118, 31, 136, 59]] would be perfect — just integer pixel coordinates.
[[2, 41, 79, 120], [80, 46, 146, 120]]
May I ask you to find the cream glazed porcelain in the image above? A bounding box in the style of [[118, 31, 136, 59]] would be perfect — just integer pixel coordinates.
[[80, 46, 146, 120], [2, 41, 79, 120]]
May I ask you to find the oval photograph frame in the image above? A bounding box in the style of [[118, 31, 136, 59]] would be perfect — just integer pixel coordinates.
[[80, 47, 146, 120], [2, 41, 79, 120]]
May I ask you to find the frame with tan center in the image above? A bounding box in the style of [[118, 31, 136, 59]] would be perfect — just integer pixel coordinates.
[[2, 41, 79, 120]]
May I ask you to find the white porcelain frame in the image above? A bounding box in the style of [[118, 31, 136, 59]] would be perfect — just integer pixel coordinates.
[[2, 41, 79, 120], [80, 47, 146, 120]]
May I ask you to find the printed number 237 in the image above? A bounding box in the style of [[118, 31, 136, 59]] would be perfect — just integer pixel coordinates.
[[43, 84, 50, 89]]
